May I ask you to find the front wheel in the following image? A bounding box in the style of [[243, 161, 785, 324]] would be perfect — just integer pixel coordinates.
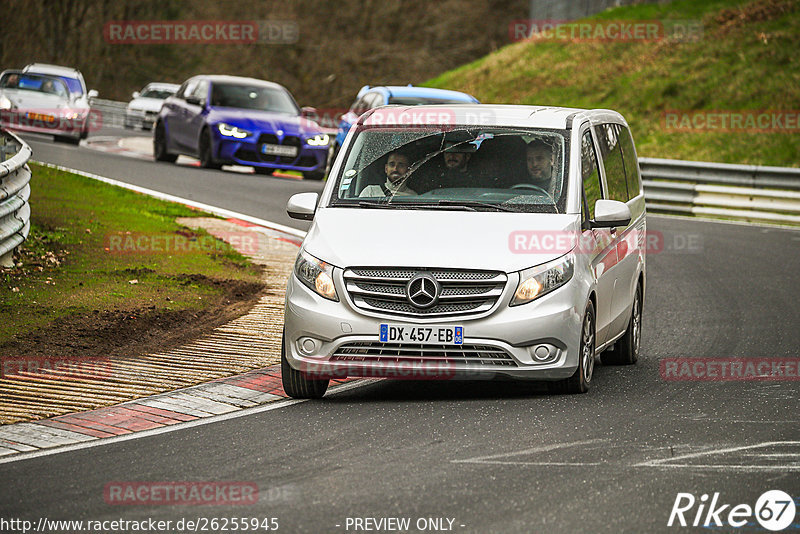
[[198, 128, 221, 169], [602, 284, 642, 365], [549, 300, 595, 394], [154, 122, 177, 162], [281, 332, 329, 399]]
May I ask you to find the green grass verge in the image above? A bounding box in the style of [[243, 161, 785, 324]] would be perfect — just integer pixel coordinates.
[[0, 163, 263, 344], [425, 0, 800, 167]]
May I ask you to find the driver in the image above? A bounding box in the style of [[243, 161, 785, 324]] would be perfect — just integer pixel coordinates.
[[432, 142, 474, 190], [359, 150, 417, 197], [525, 139, 555, 191]]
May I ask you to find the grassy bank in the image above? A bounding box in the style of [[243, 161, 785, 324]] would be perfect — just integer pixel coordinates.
[[0, 163, 264, 348], [426, 0, 800, 167]]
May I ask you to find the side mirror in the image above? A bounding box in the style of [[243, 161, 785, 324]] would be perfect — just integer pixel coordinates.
[[300, 106, 317, 117], [591, 199, 631, 228], [287, 192, 319, 221], [185, 95, 203, 106], [132, 91, 140, 99], [88, 89, 99, 99]]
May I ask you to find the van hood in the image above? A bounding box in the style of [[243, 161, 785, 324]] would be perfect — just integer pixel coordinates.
[[303, 208, 581, 273]]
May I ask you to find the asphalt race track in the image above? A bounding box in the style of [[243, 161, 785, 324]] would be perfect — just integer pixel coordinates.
[[22, 125, 322, 232], [1, 126, 798, 533]]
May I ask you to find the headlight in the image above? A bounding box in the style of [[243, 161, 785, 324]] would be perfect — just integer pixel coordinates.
[[511, 253, 574, 306], [0, 95, 12, 111], [306, 134, 329, 146], [217, 123, 251, 139], [294, 250, 338, 301]]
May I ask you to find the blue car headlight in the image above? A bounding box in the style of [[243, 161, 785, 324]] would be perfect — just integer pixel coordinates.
[[217, 123, 251, 139], [306, 134, 330, 146]]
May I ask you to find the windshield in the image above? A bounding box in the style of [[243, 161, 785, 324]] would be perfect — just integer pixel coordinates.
[[331, 125, 569, 213], [140, 88, 175, 99], [0, 73, 70, 98], [209, 83, 298, 114]]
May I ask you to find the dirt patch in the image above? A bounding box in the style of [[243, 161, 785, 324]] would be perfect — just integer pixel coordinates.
[[0, 275, 266, 360], [714, 0, 798, 34]]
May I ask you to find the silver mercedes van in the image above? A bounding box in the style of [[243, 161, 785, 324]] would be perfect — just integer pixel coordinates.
[[282, 104, 645, 396]]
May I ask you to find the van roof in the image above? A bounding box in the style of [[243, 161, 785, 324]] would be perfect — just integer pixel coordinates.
[[358, 104, 628, 130]]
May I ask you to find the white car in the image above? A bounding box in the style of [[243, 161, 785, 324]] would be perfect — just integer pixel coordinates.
[[0, 68, 94, 144], [125, 83, 179, 130], [282, 104, 646, 397]]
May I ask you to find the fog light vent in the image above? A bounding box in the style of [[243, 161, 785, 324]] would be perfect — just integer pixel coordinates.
[[530, 343, 558, 363], [297, 337, 319, 355]]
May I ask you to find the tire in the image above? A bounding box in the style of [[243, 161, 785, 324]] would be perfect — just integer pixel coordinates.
[[253, 166, 274, 175], [154, 122, 177, 163], [601, 283, 642, 366], [549, 300, 595, 394], [302, 170, 325, 181], [281, 331, 329, 399], [198, 127, 221, 169]]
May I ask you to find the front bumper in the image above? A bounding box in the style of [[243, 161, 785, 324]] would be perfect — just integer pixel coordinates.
[[283, 271, 585, 381], [0, 110, 85, 139], [214, 133, 328, 172]]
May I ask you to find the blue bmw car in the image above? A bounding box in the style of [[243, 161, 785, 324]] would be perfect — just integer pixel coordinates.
[[154, 75, 329, 180]]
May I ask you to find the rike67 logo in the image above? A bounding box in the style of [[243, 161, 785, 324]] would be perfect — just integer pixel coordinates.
[[668, 490, 796, 531]]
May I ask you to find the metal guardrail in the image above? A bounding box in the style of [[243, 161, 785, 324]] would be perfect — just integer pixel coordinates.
[[90, 98, 128, 129], [640, 157, 800, 225], [0, 130, 33, 267]]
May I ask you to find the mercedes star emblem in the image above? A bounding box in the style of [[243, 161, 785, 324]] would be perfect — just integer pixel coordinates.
[[406, 273, 440, 309]]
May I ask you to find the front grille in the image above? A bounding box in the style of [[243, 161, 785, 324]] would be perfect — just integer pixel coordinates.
[[344, 268, 507, 318], [256, 134, 302, 164], [331, 342, 517, 367]]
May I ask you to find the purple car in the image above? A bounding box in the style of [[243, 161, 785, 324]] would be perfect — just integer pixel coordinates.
[[154, 75, 329, 180]]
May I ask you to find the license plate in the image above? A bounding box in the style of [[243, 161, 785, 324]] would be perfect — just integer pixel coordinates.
[[26, 112, 55, 123], [261, 143, 297, 157], [379, 324, 463, 345]]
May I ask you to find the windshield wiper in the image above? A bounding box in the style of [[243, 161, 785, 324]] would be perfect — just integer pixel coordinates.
[[435, 200, 516, 212], [332, 200, 477, 211]]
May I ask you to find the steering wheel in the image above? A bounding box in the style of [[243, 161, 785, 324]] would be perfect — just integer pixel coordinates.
[[510, 183, 550, 196]]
